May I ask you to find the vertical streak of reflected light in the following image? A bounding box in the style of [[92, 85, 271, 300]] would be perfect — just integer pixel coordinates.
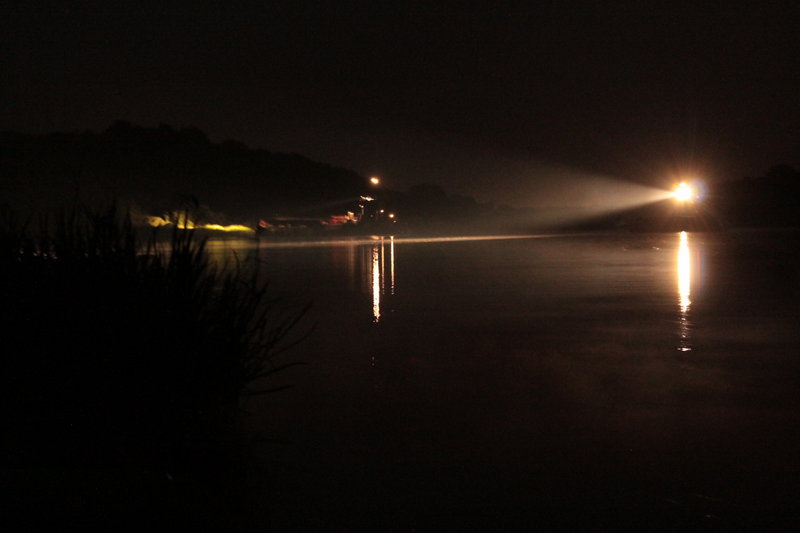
[[372, 245, 381, 323], [390, 236, 395, 295], [380, 238, 385, 292], [677, 231, 692, 351]]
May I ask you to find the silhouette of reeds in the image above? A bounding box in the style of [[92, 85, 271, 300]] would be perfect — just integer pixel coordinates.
[[2, 203, 309, 470]]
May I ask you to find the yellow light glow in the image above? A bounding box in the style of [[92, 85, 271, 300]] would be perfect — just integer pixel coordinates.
[[147, 216, 171, 227], [200, 224, 255, 233], [370, 176, 380, 185], [145, 216, 253, 232], [673, 182, 695, 202], [387, 213, 395, 219]]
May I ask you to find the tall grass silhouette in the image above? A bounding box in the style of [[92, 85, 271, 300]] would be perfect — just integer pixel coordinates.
[[2, 203, 309, 470]]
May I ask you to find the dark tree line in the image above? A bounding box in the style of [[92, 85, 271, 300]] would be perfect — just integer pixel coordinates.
[[714, 165, 800, 228], [4, 122, 798, 233], [1, 121, 365, 224]]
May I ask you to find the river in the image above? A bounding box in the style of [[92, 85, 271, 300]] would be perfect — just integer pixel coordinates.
[[208, 230, 800, 530]]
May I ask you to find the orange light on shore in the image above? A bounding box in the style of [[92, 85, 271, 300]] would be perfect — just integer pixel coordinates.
[[673, 182, 696, 202], [370, 176, 380, 185]]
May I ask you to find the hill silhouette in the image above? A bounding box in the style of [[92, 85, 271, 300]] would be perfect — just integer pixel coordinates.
[[4, 122, 798, 232], [714, 165, 800, 228], [1, 121, 366, 224]]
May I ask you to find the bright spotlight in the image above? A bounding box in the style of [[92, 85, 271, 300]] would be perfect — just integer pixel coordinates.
[[370, 176, 380, 185], [673, 182, 696, 202]]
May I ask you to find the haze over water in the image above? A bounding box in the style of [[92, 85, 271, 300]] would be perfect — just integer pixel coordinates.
[[212, 230, 800, 529]]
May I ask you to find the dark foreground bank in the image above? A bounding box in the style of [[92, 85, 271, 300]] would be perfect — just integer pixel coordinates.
[[1, 205, 307, 530]]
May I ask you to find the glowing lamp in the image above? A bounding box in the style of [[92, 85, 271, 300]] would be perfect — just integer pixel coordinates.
[[673, 182, 696, 202], [370, 176, 380, 185]]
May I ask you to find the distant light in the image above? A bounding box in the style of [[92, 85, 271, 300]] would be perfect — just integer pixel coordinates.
[[147, 215, 171, 227], [201, 224, 254, 233], [673, 182, 696, 202], [387, 213, 395, 219], [145, 214, 253, 232], [370, 176, 380, 185], [360, 195, 375, 202]]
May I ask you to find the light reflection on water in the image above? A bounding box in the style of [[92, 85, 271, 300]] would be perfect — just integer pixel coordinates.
[[390, 236, 396, 295], [205, 232, 713, 351], [369, 237, 396, 322], [237, 231, 800, 528], [204, 233, 700, 342], [677, 231, 692, 351], [372, 244, 381, 323]]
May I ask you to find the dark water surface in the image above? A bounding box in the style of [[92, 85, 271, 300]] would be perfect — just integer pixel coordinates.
[[211, 230, 800, 530]]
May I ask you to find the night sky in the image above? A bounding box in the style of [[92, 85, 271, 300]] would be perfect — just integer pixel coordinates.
[[3, 1, 799, 207]]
